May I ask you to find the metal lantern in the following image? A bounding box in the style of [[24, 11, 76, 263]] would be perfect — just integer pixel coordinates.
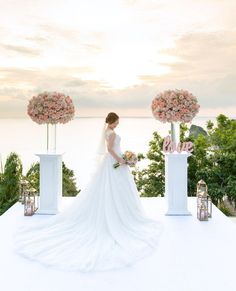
[[198, 203, 208, 221], [24, 193, 34, 216], [197, 180, 212, 220], [34, 190, 39, 213], [197, 179, 208, 196], [207, 195, 212, 218], [24, 188, 39, 216]]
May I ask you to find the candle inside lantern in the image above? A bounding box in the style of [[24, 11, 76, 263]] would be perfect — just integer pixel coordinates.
[[24, 193, 35, 216], [196, 179, 212, 221]]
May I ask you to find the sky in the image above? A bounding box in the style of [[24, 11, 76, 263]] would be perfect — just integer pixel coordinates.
[[0, 0, 236, 117]]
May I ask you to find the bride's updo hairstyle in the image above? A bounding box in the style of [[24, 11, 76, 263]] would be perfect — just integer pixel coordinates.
[[105, 112, 119, 124]]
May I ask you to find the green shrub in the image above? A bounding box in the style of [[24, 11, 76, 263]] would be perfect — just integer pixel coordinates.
[[0, 152, 22, 215], [218, 203, 233, 216], [26, 162, 80, 197], [133, 114, 236, 209], [0, 154, 80, 215]]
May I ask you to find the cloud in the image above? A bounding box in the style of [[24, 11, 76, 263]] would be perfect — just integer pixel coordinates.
[[162, 31, 236, 77], [0, 99, 27, 118], [123, 0, 164, 10], [0, 0, 236, 117], [37, 24, 105, 54], [82, 43, 103, 53], [38, 24, 80, 41], [24, 36, 49, 44], [0, 64, 155, 116], [0, 43, 41, 56], [139, 30, 236, 110], [0, 66, 94, 86]]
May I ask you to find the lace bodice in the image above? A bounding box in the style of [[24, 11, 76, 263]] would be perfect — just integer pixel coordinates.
[[105, 129, 121, 154]]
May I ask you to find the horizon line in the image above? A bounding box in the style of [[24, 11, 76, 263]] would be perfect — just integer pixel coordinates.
[[0, 115, 234, 119]]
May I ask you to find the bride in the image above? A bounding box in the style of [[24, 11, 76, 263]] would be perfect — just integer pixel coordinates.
[[13, 112, 163, 272]]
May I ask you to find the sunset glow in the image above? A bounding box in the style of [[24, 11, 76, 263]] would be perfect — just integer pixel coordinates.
[[0, 0, 235, 117]]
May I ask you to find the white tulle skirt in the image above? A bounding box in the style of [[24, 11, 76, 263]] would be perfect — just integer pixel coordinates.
[[13, 153, 163, 272]]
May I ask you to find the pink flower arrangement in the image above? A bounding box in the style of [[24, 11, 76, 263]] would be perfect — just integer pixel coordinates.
[[151, 89, 200, 123], [27, 92, 75, 124], [113, 151, 138, 169]]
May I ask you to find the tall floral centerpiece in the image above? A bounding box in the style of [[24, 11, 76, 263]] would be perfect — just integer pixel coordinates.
[[151, 89, 200, 145], [27, 92, 75, 152]]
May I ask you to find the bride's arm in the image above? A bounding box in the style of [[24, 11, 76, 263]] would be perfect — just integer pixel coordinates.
[[107, 133, 126, 164]]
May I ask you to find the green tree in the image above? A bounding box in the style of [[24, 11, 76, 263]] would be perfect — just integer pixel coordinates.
[[26, 161, 80, 196], [133, 132, 165, 197], [133, 123, 189, 197], [204, 115, 236, 205], [0, 152, 23, 215], [184, 131, 213, 197], [134, 114, 236, 208], [62, 162, 80, 196], [26, 162, 39, 190]]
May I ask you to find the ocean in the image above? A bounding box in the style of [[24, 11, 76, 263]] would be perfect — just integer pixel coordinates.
[[0, 117, 216, 189]]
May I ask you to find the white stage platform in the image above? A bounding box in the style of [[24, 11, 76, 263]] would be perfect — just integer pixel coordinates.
[[1, 197, 236, 291]]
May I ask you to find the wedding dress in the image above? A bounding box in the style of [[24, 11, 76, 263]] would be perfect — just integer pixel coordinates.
[[13, 127, 163, 272]]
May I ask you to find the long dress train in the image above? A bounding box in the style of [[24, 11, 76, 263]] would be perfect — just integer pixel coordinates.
[[13, 130, 163, 272]]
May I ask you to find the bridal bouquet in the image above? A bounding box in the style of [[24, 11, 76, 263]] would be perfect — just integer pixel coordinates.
[[113, 151, 138, 169]]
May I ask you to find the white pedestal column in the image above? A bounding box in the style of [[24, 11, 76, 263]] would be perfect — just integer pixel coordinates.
[[35, 152, 64, 215], [165, 152, 191, 216]]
